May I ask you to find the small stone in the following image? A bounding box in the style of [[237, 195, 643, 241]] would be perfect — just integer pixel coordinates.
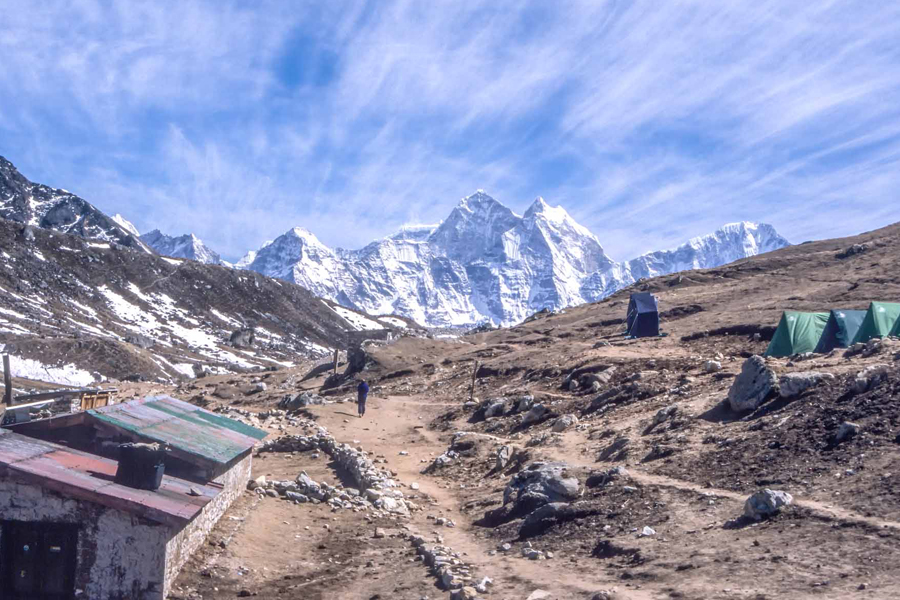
[[836, 422, 860, 443], [744, 489, 793, 520], [639, 526, 656, 537], [374, 528, 386, 539]]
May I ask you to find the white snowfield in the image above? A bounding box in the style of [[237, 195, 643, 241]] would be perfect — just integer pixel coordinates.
[[242, 191, 789, 327], [329, 304, 384, 331], [7, 355, 96, 387]]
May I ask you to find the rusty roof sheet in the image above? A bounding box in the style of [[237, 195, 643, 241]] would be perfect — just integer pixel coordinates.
[[87, 395, 266, 469], [0, 431, 218, 527]]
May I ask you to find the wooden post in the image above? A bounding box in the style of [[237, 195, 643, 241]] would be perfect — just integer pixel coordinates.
[[468, 360, 479, 403], [3, 354, 11, 406], [332, 349, 339, 374]]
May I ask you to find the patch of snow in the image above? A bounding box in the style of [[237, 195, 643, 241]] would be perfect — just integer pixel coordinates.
[[0, 307, 28, 320], [329, 305, 384, 331], [88, 242, 110, 249], [378, 316, 408, 328], [160, 257, 182, 266], [33, 249, 46, 262], [7, 355, 96, 386]]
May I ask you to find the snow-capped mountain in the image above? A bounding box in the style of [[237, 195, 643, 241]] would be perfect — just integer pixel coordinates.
[[111, 213, 140, 237], [242, 191, 791, 326], [140, 229, 222, 265], [0, 156, 150, 252]]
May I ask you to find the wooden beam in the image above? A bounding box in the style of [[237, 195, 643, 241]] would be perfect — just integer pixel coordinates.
[[3, 355, 11, 407]]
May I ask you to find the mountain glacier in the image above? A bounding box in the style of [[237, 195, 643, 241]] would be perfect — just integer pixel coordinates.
[[140, 230, 222, 264], [243, 192, 790, 326]]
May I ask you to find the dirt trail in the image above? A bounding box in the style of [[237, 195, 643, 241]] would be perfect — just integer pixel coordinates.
[[312, 394, 649, 599]]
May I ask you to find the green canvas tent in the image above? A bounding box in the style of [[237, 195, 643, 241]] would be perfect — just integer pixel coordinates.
[[813, 309, 867, 353], [764, 311, 829, 358], [852, 302, 900, 344], [892, 315, 900, 338]]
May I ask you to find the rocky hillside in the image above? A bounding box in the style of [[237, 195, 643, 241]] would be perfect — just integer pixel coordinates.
[[244, 192, 789, 327], [0, 218, 398, 385], [0, 156, 150, 252]]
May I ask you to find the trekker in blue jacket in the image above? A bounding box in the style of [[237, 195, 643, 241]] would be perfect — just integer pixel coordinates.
[[357, 379, 369, 418]]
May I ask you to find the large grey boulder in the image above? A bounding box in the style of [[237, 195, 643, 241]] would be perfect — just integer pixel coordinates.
[[278, 392, 325, 410], [778, 371, 835, 398], [744, 489, 793, 520], [728, 355, 778, 412], [503, 462, 580, 511]]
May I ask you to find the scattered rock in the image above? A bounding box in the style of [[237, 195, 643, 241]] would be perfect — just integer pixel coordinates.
[[502, 462, 580, 513], [374, 527, 386, 539], [598, 436, 630, 462], [230, 327, 255, 348], [744, 489, 793, 520], [638, 526, 656, 537], [652, 405, 678, 426], [521, 404, 548, 426], [495, 445, 513, 471], [526, 590, 552, 600], [551, 414, 578, 432], [853, 364, 890, 394], [703, 360, 723, 373], [779, 371, 835, 398], [836, 421, 860, 443], [728, 355, 778, 412], [484, 399, 506, 418]]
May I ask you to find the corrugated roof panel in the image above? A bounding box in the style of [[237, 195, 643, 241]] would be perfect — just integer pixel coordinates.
[[87, 395, 266, 468], [0, 434, 218, 527]]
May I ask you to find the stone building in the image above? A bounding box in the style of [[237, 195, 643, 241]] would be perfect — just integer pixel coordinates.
[[0, 395, 265, 599]]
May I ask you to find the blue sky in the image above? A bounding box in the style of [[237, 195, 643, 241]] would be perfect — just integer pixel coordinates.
[[2, 1, 900, 262]]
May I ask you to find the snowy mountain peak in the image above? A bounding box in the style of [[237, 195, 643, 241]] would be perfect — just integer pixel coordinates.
[[140, 229, 222, 265], [111, 214, 140, 237], [244, 191, 790, 327]]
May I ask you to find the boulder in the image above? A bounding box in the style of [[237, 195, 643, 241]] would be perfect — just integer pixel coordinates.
[[551, 414, 579, 432], [279, 392, 325, 410], [598, 436, 630, 462], [779, 371, 835, 398], [853, 364, 890, 394], [521, 404, 548, 426], [652, 404, 678, 425], [484, 400, 506, 418], [836, 421, 860, 443], [703, 360, 722, 373], [744, 489, 793, 520], [728, 355, 777, 412], [495, 445, 513, 471], [502, 462, 580, 511], [230, 328, 255, 348], [514, 394, 535, 413], [582, 367, 617, 387], [124, 333, 155, 349]]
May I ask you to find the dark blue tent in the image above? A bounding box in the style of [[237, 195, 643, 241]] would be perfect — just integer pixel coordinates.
[[626, 292, 660, 338], [813, 309, 866, 353]]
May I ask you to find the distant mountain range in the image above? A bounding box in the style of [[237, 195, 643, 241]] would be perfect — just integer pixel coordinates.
[[0, 156, 790, 327], [240, 192, 789, 326]]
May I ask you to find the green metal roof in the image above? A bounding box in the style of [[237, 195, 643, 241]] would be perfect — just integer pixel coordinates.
[[87, 395, 266, 469]]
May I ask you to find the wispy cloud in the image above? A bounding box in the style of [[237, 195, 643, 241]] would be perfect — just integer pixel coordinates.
[[1, 1, 899, 261]]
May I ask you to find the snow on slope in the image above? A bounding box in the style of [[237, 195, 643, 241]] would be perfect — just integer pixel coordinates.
[[244, 192, 790, 327], [112, 213, 140, 237]]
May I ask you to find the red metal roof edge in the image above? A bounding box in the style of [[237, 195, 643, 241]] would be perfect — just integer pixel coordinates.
[[0, 432, 219, 527]]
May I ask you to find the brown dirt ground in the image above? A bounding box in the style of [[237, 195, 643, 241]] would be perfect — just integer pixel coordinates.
[[150, 221, 900, 599]]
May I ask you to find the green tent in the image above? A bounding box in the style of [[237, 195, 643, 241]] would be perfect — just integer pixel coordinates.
[[892, 315, 900, 338], [813, 309, 867, 353], [764, 311, 829, 358], [852, 302, 900, 344]]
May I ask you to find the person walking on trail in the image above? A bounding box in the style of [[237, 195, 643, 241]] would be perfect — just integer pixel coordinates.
[[357, 379, 369, 418]]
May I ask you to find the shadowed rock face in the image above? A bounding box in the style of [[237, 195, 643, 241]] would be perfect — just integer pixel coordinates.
[[0, 156, 150, 252]]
